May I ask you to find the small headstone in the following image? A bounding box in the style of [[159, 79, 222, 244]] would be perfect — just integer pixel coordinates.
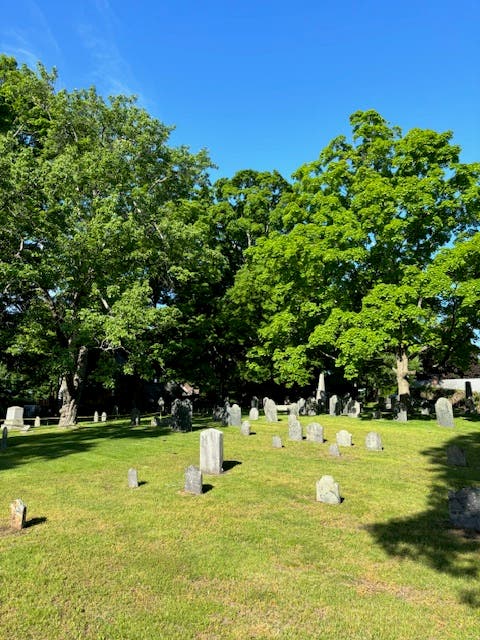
[[93, 411, 99, 423], [1, 426, 7, 450], [420, 401, 430, 416], [184, 465, 203, 495], [305, 396, 318, 416], [150, 417, 156, 426], [287, 402, 299, 417], [329, 443, 341, 457], [316, 475, 341, 504], [101, 411, 107, 422], [394, 402, 408, 422], [272, 435, 283, 448], [10, 498, 27, 530], [287, 412, 298, 428], [240, 420, 251, 436], [446, 445, 467, 467], [128, 468, 139, 488], [329, 395, 340, 416], [448, 487, 480, 530], [2, 406, 24, 431], [298, 398, 306, 415], [365, 431, 383, 451], [229, 403, 242, 427], [349, 401, 361, 418], [264, 398, 278, 423], [385, 396, 392, 410], [200, 428, 223, 474], [336, 429, 352, 447], [34, 416, 41, 428], [249, 407, 259, 421], [251, 396, 259, 409], [306, 422, 324, 443], [171, 399, 192, 432], [288, 419, 303, 441], [435, 397, 454, 428]]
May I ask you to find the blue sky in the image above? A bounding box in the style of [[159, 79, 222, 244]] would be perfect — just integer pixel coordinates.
[[1, 0, 478, 180]]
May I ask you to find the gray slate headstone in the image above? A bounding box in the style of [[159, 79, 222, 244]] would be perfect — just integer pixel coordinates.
[[448, 487, 480, 530], [329, 443, 341, 457], [240, 420, 251, 436], [10, 498, 27, 530], [272, 436, 283, 448], [446, 445, 467, 467], [248, 407, 259, 421], [435, 397, 454, 428], [200, 428, 224, 474], [365, 432, 383, 451], [128, 468, 139, 488], [229, 403, 242, 427], [336, 429, 352, 447], [329, 395, 340, 416], [171, 399, 192, 432], [316, 475, 341, 504], [184, 465, 203, 495], [288, 419, 303, 441], [306, 422, 324, 443], [1, 426, 7, 450], [264, 398, 278, 423]]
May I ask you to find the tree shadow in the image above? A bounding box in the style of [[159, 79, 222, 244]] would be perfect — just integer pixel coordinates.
[[365, 430, 480, 607]]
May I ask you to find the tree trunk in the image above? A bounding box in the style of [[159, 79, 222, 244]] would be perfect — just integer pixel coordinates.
[[395, 350, 413, 401], [58, 346, 88, 427]]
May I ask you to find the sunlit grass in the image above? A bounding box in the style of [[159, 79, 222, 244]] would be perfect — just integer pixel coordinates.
[[0, 413, 479, 639]]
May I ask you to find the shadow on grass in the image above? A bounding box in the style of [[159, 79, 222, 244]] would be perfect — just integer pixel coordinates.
[[25, 516, 47, 528], [366, 430, 480, 607], [223, 460, 242, 472]]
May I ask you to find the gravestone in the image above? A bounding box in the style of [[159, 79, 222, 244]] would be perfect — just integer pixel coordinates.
[[10, 499, 27, 530], [316, 475, 341, 504], [448, 488, 480, 530], [229, 403, 242, 427], [240, 421, 251, 436], [372, 409, 381, 419], [251, 396, 259, 409], [385, 396, 392, 410], [1, 426, 7, 450], [200, 428, 223, 475], [306, 422, 324, 443], [365, 432, 383, 451], [298, 398, 306, 415], [128, 468, 139, 488], [446, 445, 467, 467], [249, 407, 259, 421], [287, 412, 298, 427], [264, 398, 278, 423], [465, 381, 473, 399], [184, 465, 203, 495], [93, 411, 99, 423], [343, 396, 354, 416], [394, 402, 408, 422], [305, 397, 318, 416], [336, 429, 352, 447], [329, 395, 340, 416], [101, 411, 107, 422], [272, 436, 283, 448], [329, 443, 341, 457], [435, 397, 454, 428], [34, 416, 41, 428], [420, 401, 430, 416], [288, 419, 303, 441], [2, 406, 24, 431], [171, 399, 192, 432], [288, 402, 299, 417], [131, 408, 140, 426], [349, 401, 361, 418]]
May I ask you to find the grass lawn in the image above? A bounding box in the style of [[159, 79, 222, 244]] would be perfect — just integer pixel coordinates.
[[0, 412, 479, 639]]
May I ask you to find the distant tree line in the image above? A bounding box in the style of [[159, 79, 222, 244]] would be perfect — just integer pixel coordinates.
[[1, 55, 479, 423]]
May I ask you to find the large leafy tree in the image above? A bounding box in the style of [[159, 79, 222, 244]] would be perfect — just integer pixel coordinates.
[[230, 111, 480, 397], [0, 56, 222, 424]]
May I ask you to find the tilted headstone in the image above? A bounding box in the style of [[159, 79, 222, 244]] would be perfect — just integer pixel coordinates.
[[184, 465, 203, 495], [2, 406, 24, 431], [101, 411, 107, 422], [34, 416, 41, 428], [264, 398, 278, 423], [329, 395, 340, 416], [171, 399, 192, 432], [288, 419, 303, 441], [200, 428, 223, 474], [306, 422, 324, 443], [435, 397, 454, 428], [329, 443, 341, 457], [240, 421, 251, 436], [336, 429, 352, 447], [272, 435, 283, 448], [10, 498, 27, 530], [448, 487, 480, 530], [128, 468, 139, 488], [365, 432, 383, 451], [249, 407, 259, 421], [316, 475, 341, 504], [1, 426, 7, 451], [93, 410, 99, 423], [229, 403, 242, 427], [446, 445, 467, 467]]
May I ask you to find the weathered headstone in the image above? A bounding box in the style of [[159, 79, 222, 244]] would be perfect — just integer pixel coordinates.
[[306, 422, 324, 443], [420, 401, 430, 416], [287, 412, 298, 427], [348, 401, 361, 418], [248, 407, 259, 421], [329, 443, 341, 457], [101, 411, 107, 422], [184, 465, 203, 495], [1, 426, 7, 450], [251, 396, 259, 409], [272, 435, 283, 448], [229, 403, 242, 427], [446, 445, 467, 467], [305, 396, 318, 416], [336, 429, 352, 447], [93, 410, 99, 423], [240, 420, 251, 436], [365, 431, 383, 451], [298, 398, 306, 415], [316, 475, 341, 504], [435, 397, 454, 428], [448, 488, 480, 530], [2, 406, 24, 431], [288, 419, 303, 441], [329, 395, 340, 416], [34, 416, 41, 428], [394, 402, 408, 422], [288, 402, 299, 417], [200, 428, 224, 474], [10, 498, 27, 530], [171, 399, 192, 432], [264, 398, 278, 423], [128, 468, 139, 488]]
